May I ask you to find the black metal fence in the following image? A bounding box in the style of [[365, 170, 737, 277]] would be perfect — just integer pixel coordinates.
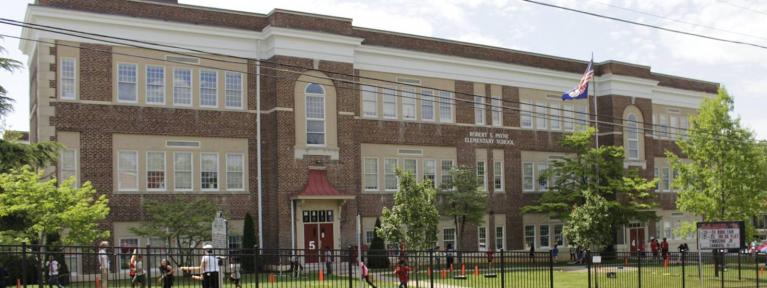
[[2, 244, 767, 287]]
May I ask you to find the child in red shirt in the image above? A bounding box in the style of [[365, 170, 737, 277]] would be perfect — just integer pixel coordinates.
[[394, 259, 412, 288]]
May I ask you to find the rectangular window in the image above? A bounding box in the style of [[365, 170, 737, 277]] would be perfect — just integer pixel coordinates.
[[670, 116, 679, 140], [118, 151, 138, 191], [226, 154, 244, 190], [549, 103, 561, 130], [522, 162, 534, 192], [424, 159, 436, 186], [441, 160, 454, 188], [563, 104, 574, 131], [403, 159, 417, 177], [60, 57, 76, 99], [439, 91, 453, 122], [306, 92, 325, 145], [475, 96, 486, 125], [680, 116, 689, 139], [540, 225, 550, 248], [535, 103, 547, 130], [554, 224, 564, 246], [443, 228, 456, 249], [119, 239, 139, 270], [576, 106, 589, 130], [117, 63, 137, 102], [537, 163, 549, 191], [654, 167, 660, 192], [524, 225, 535, 248], [225, 72, 243, 109], [384, 158, 398, 191], [174, 152, 193, 191], [662, 167, 670, 192], [200, 70, 218, 107], [628, 123, 639, 160], [201, 153, 219, 190], [60, 149, 77, 185], [491, 95, 502, 127], [382, 86, 397, 119], [494, 160, 503, 192], [521, 102, 533, 128], [478, 226, 487, 251], [361, 85, 377, 117], [173, 68, 192, 106], [364, 158, 379, 191], [366, 231, 375, 244], [495, 226, 505, 250], [145, 65, 165, 104], [659, 115, 669, 139], [402, 87, 416, 120], [476, 160, 486, 191], [146, 152, 166, 191], [421, 89, 435, 121]]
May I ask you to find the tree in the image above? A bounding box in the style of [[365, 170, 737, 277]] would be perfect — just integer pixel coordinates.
[[0, 166, 109, 245], [367, 218, 389, 268], [0, 40, 23, 119], [241, 212, 257, 272], [0, 134, 61, 174], [522, 128, 657, 250], [377, 169, 439, 251], [130, 198, 218, 266], [439, 166, 487, 250], [669, 88, 767, 237]]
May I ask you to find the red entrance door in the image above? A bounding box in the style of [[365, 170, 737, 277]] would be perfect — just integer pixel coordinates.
[[303, 223, 334, 263], [629, 228, 645, 254]]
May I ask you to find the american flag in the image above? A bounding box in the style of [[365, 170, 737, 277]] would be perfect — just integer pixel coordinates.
[[562, 59, 594, 101]]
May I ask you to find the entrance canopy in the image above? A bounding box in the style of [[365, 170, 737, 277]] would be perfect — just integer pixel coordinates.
[[294, 169, 355, 200]]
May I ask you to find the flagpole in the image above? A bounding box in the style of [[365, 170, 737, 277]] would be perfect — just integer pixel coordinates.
[[592, 53, 599, 148]]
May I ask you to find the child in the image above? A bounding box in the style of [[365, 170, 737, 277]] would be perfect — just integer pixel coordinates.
[[394, 259, 412, 288], [228, 263, 241, 288], [360, 261, 377, 288]]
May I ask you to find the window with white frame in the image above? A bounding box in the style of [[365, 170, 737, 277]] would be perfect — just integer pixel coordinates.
[[540, 225, 550, 248], [478, 226, 487, 251], [403, 159, 417, 177], [658, 114, 669, 139], [174, 152, 193, 191], [626, 114, 640, 160], [475, 95, 486, 125], [201, 153, 219, 190], [654, 167, 660, 192], [524, 225, 535, 248], [476, 160, 486, 191], [146, 65, 165, 104], [173, 68, 192, 106], [521, 102, 533, 128], [563, 104, 574, 131], [119, 238, 139, 270], [60, 149, 77, 184], [117, 63, 137, 102], [146, 152, 166, 191], [424, 159, 436, 187], [441, 160, 454, 188], [680, 117, 689, 139], [382, 86, 397, 119], [576, 106, 589, 130], [225, 72, 243, 109], [670, 115, 680, 140], [305, 83, 326, 145], [226, 154, 244, 190], [402, 87, 416, 120], [662, 167, 670, 192], [439, 91, 453, 122], [118, 151, 138, 191], [491, 95, 502, 127], [522, 163, 534, 192], [443, 228, 456, 249], [228, 235, 242, 250], [384, 158, 398, 191], [364, 158, 378, 191], [535, 103, 547, 129], [495, 226, 505, 250], [366, 231, 375, 244], [549, 103, 561, 130], [421, 89, 435, 121], [200, 70, 218, 107], [60, 57, 76, 99], [537, 163, 549, 191], [361, 85, 377, 117], [554, 224, 564, 246], [494, 160, 503, 192]]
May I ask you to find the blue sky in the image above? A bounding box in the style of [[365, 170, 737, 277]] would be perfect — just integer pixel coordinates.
[[2, 0, 766, 139]]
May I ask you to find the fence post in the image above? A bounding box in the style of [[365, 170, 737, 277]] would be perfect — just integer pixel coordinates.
[[254, 245, 260, 288], [21, 242, 27, 288], [429, 249, 434, 288], [682, 251, 686, 288], [500, 249, 505, 288], [721, 250, 725, 288], [587, 251, 592, 288], [549, 250, 554, 288], [347, 248, 353, 288], [637, 251, 642, 288], [146, 244, 152, 288], [739, 251, 742, 280], [756, 253, 760, 288]]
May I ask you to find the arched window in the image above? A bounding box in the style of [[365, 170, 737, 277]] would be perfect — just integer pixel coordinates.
[[626, 113, 639, 160], [305, 83, 325, 145]]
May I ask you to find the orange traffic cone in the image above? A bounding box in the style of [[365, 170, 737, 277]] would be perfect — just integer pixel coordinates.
[[95, 277, 101, 288], [268, 273, 276, 283], [461, 263, 466, 275], [319, 269, 324, 282], [441, 269, 446, 279], [474, 265, 479, 276]]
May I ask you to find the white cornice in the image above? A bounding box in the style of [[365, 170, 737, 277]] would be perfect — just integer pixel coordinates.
[[259, 26, 363, 63]]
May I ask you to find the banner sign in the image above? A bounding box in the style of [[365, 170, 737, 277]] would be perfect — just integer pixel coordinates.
[[464, 131, 515, 145], [697, 221, 745, 251]]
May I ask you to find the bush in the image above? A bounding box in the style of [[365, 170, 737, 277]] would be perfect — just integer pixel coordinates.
[[367, 218, 390, 268]]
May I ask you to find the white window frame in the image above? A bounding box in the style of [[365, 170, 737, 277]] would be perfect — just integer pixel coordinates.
[[117, 150, 139, 192], [443, 228, 456, 249], [680, 116, 689, 139], [173, 68, 193, 107], [539, 224, 550, 248], [535, 102, 547, 130], [662, 167, 671, 192], [493, 160, 503, 192], [363, 157, 379, 191], [495, 226, 505, 251], [476, 160, 487, 191], [226, 153, 245, 191], [382, 86, 397, 119], [200, 152, 219, 191], [224, 71, 244, 109], [522, 162, 534, 192], [474, 95, 486, 125], [563, 104, 574, 131], [145, 65, 165, 105], [478, 226, 488, 251], [524, 225, 536, 248], [421, 89, 435, 121], [549, 103, 561, 131], [59, 57, 77, 100], [423, 159, 436, 186], [659, 114, 669, 139], [145, 151, 166, 191], [403, 158, 417, 178], [491, 95, 502, 127], [305, 83, 326, 146], [670, 115, 680, 140], [60, 149, 78, 186], [199, 69, 218, 108], [174, 152, 193, 191], [117, 63, 138, 103], [402, 87, 417, 120], [438, 91, 454, 123], [440, 159, 454, 189], [537, 163, 549, 192], [626, 113, 640, 160], [361, 85, 378, 118], [554, 224, 564, 246], [521, 101, 533, 129], [384, 158, 398, 192], [576, 106, 589, 130]]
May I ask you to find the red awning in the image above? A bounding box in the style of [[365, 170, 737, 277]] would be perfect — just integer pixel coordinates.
[[295, 169, 355, 200]]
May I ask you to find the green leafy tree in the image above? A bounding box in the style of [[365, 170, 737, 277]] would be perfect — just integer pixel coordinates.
[[130, 198, 218, 266], [241, 212, 257, 272], [439, 166, 487, 250], [669, 88, 767, 237], [377, 169, 439, 251], [0, 134, 61, 174], [367, 218, 389, 268], [522, 128, 657, 250], [0, 40, 22, 118]]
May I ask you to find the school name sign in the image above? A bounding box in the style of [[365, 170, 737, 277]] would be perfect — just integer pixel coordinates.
[[697, 221, 744, 250], [464, 131, 515, 145]]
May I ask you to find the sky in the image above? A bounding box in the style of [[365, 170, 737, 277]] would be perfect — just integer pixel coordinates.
[[1, 0, 766, 139]]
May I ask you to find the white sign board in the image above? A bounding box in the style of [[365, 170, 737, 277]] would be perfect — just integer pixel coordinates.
[[212, 212, 228, 249], [464, 131, 515, 145], [697, 222, 743, 250], [592, 256, 602, 264]]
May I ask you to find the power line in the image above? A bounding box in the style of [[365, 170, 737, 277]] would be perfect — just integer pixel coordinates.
[[520, 0, 767, 50], [717, 0, 767, 17]]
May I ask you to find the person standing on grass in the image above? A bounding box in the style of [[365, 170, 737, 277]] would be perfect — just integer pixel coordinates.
[[552, 245, 559, 259], [445, 244, 454, 270], [158, 259, 174, 288], [359, 261, 377, 288], [130, 251, 146, 288], [650, 238, 659, 260], [394, 259, 411, 288], [529, 243, 536, 263], [228, 262, 241, 288], [45, 255, 63, 288], [661, 238, 670, 261], [181, 244, 220, 288], [324, 247, 333, 275], [98, 241, 110, 288]]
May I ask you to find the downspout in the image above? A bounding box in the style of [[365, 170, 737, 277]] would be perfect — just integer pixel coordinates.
[[256, 60, 264, 247]]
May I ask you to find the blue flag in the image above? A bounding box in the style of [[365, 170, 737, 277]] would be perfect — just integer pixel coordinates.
[[562, 59, 594, 101]]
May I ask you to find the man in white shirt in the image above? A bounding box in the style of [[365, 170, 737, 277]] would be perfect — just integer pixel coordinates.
[[45, 255, 62, 288], [181, 244, 219, 288], [98, 241, 110, 288]]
